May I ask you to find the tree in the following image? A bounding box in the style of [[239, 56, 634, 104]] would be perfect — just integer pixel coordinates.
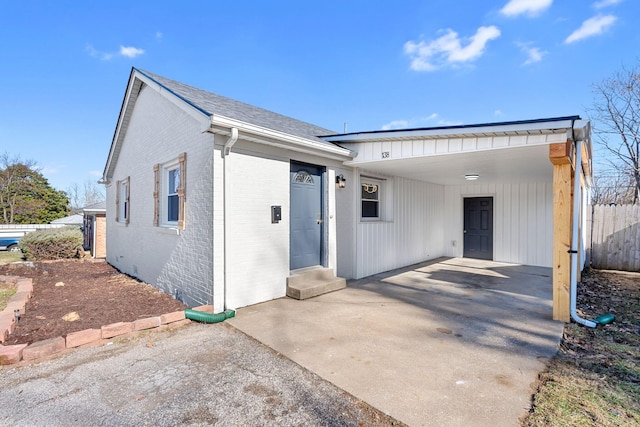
[[0, 152, 69, 224], [67, 180, 105, 214], [590, 168, 636, 205], [591, 63, 640, 204]]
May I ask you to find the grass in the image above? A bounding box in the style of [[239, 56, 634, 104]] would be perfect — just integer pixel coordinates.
[[0, 282, 17, 311], [523, 269, 640, 426], [0, 250, 25, 264], [0, 250, 24, 310]]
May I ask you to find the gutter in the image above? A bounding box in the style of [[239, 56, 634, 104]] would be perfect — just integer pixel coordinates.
[[208, 114, 354, 161]]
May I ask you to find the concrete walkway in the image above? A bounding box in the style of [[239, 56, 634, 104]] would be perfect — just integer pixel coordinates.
[[228, 257, 565, 427]]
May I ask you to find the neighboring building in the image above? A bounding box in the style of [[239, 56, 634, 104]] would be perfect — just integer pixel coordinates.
[[102, 68, 592, 321], [50, 214, 83, 226], [83, 201, 106, 258]]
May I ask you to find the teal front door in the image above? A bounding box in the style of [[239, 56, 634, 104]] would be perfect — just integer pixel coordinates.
[[290, 162, 323, 270]]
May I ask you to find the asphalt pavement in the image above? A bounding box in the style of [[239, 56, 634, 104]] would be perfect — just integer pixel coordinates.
[[0, 323, 397, 426]]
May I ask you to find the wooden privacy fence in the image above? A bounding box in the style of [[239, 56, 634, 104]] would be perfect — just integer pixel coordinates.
[[588, 204, 640, 271]]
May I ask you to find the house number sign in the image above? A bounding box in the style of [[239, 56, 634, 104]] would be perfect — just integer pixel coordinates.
[[381, 151, 390, 159]]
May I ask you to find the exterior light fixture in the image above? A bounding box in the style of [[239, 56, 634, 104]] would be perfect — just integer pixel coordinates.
[[336, 174, 347, 188], [464, 173, 480, 181]]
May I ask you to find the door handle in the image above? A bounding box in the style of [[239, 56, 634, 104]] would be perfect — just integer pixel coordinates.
[[317, 219, 323, 224], [463, 230, 467, 233]]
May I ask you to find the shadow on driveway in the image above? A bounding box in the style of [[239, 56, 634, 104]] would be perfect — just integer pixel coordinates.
[[229, 257, 565, 427]]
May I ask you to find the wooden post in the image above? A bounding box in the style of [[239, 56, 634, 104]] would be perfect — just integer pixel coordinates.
[[550, 142, 573, 322]]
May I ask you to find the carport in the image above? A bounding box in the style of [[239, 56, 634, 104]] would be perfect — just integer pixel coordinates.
[[228, 257, 565, 426], [324, 117, 592, 322]]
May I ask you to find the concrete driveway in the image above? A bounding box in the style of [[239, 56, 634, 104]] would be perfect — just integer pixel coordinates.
[[228, 257, 565, 427]]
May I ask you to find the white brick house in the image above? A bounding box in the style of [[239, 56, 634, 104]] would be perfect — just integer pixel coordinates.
[[102, 68, 592, 321]]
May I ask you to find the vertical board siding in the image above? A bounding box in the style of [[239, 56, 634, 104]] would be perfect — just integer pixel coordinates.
[[356, 177, 444, 278], [588, 205, 640, 271], [342, 133, 567, 163], [443, 181, 553, 267]]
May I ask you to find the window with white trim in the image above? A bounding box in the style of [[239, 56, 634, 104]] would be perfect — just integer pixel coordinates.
[[361, 177, 382, 219], [154, 153, 186, 229], [116, 177, 130, 224], [167, 166, 180, 222]]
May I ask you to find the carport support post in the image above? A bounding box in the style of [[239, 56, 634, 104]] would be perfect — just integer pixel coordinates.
[[549, 141, 573, 322]]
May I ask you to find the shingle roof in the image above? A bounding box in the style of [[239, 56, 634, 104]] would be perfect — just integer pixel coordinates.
[[136, 69, 337, 143], [50, 214, 83, 225], [83, 201, 106, 211]]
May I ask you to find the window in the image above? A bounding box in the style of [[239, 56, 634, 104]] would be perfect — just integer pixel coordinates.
[[116, 177, 130, 224], [154, 153, 186, 229], [361, 177, 381, 219], [167, 167, 180, 222]]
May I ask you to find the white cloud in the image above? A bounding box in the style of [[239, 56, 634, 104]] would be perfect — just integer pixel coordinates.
[[120, 46, 145, 58], [404, 26, 501, 72], [516, 42, 547, 64], [437, 119, 464, 126], [381, 113, 461, 130], [86, 44, 145, 60], [593, 0, 622, 9], [85, 44, 113, 61], [381, 120, 409, 130], [564, 15, 617, 44], [500, 0, 553, 17], [156, 31, 163, 39], [494, 110, 504, 116], [89, 170, 102, 177], [40, 164, 67, 176]]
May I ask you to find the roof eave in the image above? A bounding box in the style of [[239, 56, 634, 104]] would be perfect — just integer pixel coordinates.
[[208, 114, 355, 160], [102, 68, 212, 184], [102, 68, 139, 184], [321, 116, 582, 143]]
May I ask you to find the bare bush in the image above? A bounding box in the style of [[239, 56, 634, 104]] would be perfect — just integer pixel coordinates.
[[19, 227, 84, 260]]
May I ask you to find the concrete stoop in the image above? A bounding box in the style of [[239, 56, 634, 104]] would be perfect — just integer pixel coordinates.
[[286, 267, 346, 300]]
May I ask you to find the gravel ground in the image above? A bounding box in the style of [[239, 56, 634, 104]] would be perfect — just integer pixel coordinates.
[[0, 323, 399, 426]]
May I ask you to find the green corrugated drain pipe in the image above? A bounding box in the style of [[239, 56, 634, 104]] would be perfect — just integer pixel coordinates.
[[184, 309, 236, 324]]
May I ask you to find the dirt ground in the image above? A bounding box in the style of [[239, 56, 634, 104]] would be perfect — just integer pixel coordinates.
[[0, 260, 186, 345], [523, 268, 640, 426]]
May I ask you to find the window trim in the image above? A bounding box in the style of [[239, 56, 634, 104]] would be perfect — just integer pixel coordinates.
[[116, 177, 130, 225], [154, 153, 186, 229], [360, 176, 383, 221]]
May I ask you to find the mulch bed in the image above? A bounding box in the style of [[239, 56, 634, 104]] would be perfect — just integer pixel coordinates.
[[0, 260, 187, 345]]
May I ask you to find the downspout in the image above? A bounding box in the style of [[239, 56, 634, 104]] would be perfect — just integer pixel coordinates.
[[185, 127, 238, 324], [222, 128, 238, 312], [570, 136, 597, 328]]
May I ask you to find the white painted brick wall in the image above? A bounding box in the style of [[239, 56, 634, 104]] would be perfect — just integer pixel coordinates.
[[106, 84, 214, 307], [225, 152, 290, 309], [107, 84, 354, 310]]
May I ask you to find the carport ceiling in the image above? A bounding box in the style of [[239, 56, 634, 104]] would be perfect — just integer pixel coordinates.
[[353, 144, 553, 186]]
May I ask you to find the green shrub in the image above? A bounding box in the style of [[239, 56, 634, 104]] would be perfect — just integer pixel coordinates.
[[19, 227, 84, 260]]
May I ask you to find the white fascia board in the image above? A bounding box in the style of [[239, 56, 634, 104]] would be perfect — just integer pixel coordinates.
[[209, 114, 355, 161], [102, 71, 141, 184], [82, 209, 106, 214], [103, 71, 212, 183], [134, 71, 211, 128], [323, 119, 576, 143]]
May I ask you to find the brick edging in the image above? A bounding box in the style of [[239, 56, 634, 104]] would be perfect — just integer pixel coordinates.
[[0, 274, 33, 345], [0, 273, 212, 365]]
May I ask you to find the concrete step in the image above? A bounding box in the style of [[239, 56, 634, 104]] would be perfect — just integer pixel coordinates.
[[286, 268, 346, 300]]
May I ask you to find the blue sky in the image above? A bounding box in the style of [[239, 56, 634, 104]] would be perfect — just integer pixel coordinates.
[[0, 0, 637, 192]]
